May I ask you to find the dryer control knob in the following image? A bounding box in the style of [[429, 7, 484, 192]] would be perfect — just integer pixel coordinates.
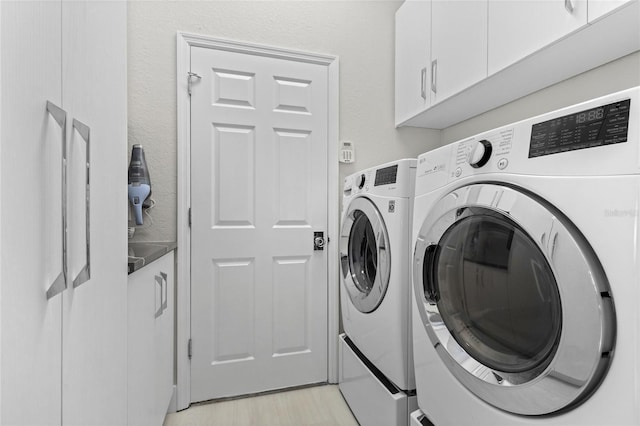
[[468, 139, 493, 168], [357, 174, 366, 189]]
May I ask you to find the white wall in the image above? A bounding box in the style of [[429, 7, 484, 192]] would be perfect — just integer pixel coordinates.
[[127, 0, 439, 242]]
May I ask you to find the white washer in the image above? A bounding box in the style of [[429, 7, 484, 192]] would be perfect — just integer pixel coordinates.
[[339, 159, 417, 425], [411, 87, 639, 425]]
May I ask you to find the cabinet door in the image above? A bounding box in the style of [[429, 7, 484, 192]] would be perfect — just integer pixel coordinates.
[[488, 0, 587, 75], [431, 0, 488, 104], [0, 1, 63, 425], [128, 252, 175, 426], [395, 0, 431, 125], [61, 1, 128, 424], [128, 265, 157, 426], [154, 254, 175, 425], [588, 0, 633, 22]]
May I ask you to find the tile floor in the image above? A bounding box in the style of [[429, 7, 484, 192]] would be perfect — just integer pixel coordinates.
[[163, 384, 358, 426]]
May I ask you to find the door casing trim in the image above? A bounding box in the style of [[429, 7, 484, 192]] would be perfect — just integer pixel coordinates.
[[176, 31, 340, 411]]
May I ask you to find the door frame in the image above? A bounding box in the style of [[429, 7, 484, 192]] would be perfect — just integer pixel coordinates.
[[176, 31, 340, 411]]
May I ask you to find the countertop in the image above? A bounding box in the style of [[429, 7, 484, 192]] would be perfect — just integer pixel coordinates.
[[128, 241, 177, 274]]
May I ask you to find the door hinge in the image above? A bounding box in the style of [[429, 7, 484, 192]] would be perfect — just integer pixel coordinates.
[[188, 207, 192, 228], [187, 72, 202, 96], [188, 338, 192, 359]]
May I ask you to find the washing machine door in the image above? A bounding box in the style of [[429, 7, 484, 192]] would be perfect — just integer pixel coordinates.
[[340, 197, 391, 313], [413, 183, 615, 416]]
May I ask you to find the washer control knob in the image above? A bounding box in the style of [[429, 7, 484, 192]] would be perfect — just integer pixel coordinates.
[[357, 174, 366, 189], [468, 139, 493, 168]]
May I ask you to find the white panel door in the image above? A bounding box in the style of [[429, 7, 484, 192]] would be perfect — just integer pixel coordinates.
[[61, 1, 128, 424], [431, 0, 487, 103], [190, 46, 329, 401], [488, 0, 587, 75], [0, 2, 63, 424], [588, 0, 633, 22]]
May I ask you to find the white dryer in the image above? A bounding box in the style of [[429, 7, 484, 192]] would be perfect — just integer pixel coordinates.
[[339, 159, 417, 426], [411, 87, 639, 425]]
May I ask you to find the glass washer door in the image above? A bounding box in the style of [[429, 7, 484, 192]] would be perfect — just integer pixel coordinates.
[[340, 196, 391, 313], [413, 183, 615, 416]]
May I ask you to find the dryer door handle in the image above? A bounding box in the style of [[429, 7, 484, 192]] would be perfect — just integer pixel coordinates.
[[423, 245, 440, 304]]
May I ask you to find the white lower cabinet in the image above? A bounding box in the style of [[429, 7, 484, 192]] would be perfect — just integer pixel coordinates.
[[128, 252, 175, 426]]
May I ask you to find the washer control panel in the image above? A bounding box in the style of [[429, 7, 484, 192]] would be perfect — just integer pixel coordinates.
[[452, 127, 515, 178], [468, 139, 493, 168], [374, 164, 398, 186], [344, 159, 417, 199], [528, 99, 630, 158], [418, 87, 638, 187]]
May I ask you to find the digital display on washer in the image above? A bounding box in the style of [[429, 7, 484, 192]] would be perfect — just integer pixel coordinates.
[[374, 165, 398, 186], [528, 99, 630, 158]]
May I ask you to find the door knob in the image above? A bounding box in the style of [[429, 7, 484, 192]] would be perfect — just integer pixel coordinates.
[[314, 231, 325, 250]]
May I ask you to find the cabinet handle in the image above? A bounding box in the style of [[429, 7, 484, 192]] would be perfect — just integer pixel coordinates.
[[155, 274, 163, 318], [161, 271, 168, 311], [420, 67, 427, 100], [565, 0, 574, 13], [72, 119, 91, 289], [431, 60, 438, 94], [46, 101, 68, 300]]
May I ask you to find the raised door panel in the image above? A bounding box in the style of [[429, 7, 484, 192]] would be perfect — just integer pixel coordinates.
[[0, 1, 63, 425], [431, 0, 487, 104], [488, 0, 588, 75], [61, 1, 128, 424], [272, 257, 311, 356], [274, 129, 312, 226], [395, 0, 431, 125], [211, 124, 256, 227]]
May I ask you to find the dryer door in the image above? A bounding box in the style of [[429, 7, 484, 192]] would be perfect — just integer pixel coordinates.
[[413, 183, 615, 416], [340, 197, 391, 313]]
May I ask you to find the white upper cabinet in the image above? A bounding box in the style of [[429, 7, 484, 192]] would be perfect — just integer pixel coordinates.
[[431, 0, 487, 104], [395, 0, 432, 126], [488, 0, 588, 75], [589, 0, 634, 21], [395, 0, 639, 128]]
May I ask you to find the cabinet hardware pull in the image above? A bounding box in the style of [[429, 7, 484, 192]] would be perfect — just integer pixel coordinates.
[[161, 272, 168, 311], [155, 275, 163, 318], [46, 101, 68, 300], [420, 67, 427, 100], [565, 0, 574, 13], [431, 60, 438, 94], [72, 119, 91, 288]]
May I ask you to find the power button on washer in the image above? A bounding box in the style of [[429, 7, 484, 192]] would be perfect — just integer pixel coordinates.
[[497, 158, 509, 170]]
